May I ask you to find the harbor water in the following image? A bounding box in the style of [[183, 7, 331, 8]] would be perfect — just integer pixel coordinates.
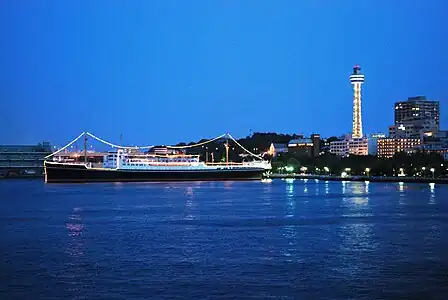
[[1, 179, 448, 299]]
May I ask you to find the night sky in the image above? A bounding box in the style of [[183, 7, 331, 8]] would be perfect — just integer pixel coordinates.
[[1, 0, 447, 147]]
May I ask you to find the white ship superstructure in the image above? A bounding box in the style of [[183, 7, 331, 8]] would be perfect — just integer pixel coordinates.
[[103, 149, 271, 171]]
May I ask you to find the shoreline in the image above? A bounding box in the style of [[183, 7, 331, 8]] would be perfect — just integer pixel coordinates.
[[269, 173, 448, 184], [1, 174, 447, 185]]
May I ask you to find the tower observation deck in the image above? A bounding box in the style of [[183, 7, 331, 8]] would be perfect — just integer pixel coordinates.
[[349, 65, 365, 138]]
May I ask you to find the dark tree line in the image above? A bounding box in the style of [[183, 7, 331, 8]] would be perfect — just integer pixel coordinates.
[[176, 132, 300, 162], [272, 151, 446, 177]]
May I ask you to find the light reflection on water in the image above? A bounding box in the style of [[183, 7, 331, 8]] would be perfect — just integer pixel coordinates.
[[342, 181, 369, 207], [398, 182, 406, 206], [338, 221, 377, 278], [282, 223, 297, 261], [286, 180, 294, 203], [399, 181, 404, 192], [429, 183, 436, 205], [184, 196, 195, 221], [181, 186, 199, 263], [261, 179, 273, 206], [303, 181, 308, 195], [65, 208, 84, 257], [285, 181, 295, 218], [185, 186, 194, 197], [338, 182, 377, 277], [285, 178, 295, 184], [283, 181, 297, 260], [64, 207, 86, 297], [224, 181, 233, 189]]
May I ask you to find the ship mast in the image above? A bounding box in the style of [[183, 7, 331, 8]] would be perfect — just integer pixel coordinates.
[[84, 133, 87, 164], [225, 136, 229, 165]]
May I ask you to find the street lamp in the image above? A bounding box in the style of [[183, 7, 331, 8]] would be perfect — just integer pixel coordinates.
[[323, 166, 330, 173], [285, 166, 294, 173], [421, 166, 426, 177], [365, 168, 370, 177], [430, 168, 435, 178]]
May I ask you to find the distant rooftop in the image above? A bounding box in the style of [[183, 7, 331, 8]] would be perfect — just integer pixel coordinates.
[[408, 96, 427, 101], [272, 143, 288, 148], [0, 143, 52, 153], [289, 138, 313, 145]]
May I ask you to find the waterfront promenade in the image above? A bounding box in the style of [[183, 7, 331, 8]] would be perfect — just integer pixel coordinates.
[[270, 173, 448, 184]]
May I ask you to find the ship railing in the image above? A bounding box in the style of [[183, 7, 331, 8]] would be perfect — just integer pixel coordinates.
[[205, 162, 245, 165], [205, 161, 268, 166], [125, 162, 200, 166], [127, 154, 201, 158]]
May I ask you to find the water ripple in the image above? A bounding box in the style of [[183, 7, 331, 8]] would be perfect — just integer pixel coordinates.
[[1, 180, 448, 299]]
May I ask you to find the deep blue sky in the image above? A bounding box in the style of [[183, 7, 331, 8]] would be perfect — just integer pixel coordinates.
[[1, 0, 447, 147]]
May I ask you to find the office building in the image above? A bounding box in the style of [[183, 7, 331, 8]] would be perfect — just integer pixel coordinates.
[[377, 138, 421, 158], [288, 134, 320, 157], [421, 131, 448, 160], [330, 136, 368, 157], [0, 142, 52, 177], [391, 96, 440, 139]]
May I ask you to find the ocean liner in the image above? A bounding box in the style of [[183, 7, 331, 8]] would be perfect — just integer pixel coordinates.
[[44, 132, 271, 183]]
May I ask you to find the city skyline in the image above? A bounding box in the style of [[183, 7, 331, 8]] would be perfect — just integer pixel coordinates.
[[1, 1, 447, 146]]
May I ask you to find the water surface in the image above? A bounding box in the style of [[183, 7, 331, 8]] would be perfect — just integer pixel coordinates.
[[1, 179, 448, 299]]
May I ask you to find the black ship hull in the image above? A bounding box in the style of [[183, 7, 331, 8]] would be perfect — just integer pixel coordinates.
[[44, 162, 267, 183]]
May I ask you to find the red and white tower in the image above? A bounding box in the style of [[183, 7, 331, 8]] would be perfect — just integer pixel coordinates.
[[349, 65, 365, 138]]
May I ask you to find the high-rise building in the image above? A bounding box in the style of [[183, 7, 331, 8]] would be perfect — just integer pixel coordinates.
[[350, 65, 365, 138], [391, 96, 440, 139], [311, 134, 321, 156]]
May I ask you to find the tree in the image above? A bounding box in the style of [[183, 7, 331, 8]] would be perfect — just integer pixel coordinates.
[[271, 161, 285, 172], [287, 157, 301, 169], [326, 136, 339, 143]]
